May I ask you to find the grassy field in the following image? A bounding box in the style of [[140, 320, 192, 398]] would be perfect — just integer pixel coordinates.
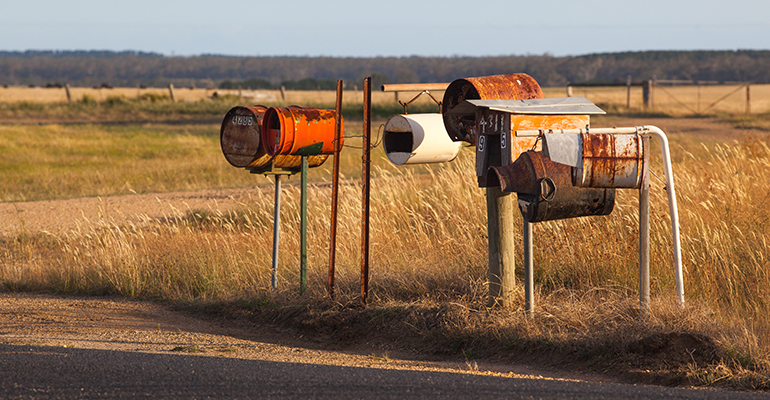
[[1, 88, 770, 389]]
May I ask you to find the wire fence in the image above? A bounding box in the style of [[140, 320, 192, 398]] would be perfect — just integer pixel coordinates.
[[546, 83, 770, 116]]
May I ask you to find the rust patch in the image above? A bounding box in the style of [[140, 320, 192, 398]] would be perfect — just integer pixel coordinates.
[[442, 73, 544, 144]]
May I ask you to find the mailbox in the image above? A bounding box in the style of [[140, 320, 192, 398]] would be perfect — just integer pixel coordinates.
[[382, 114, 462, 165], [444, 96, 605, 187], [220, 105, 329, 172], [220, 105, 268, 168], [490, 151, 615, 222], [543, 132, 648, 189], [262, 106, 342, 156]]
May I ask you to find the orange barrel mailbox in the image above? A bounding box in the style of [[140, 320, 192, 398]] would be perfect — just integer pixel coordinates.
[[442, 73, 544, 144], [262, 106, 343, 156], [220, 105, 329, 171]]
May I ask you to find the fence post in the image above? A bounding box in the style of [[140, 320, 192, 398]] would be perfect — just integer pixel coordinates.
[[566, 85, 573, 97], [626, 76, 632, 109], [643, 80, 653, 109], [746, 84, 751, 115], [65, 84, 71, 102], [168, 83, 175, 102]]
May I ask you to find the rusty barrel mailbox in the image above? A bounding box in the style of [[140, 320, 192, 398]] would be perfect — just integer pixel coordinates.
[[382, 113, 462, 165], [442, 73, 544, 145], [543, 132, 648, 188], [490, 150, 615, 223], [220, 105, 329, 172], [263, 106, 342, 157]]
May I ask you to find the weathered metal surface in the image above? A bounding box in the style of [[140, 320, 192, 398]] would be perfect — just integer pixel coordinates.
[[381, 83, 450, 92], [509, 114, 591, 164], [328, 80, 344, 299], [263, 106, 342, 156], [490, 151, 615, 223], [383, 114, 461, 165], [220, 105, 267, 167], [574, 133, 647, 189], [442, 73, 544, 144], [453, 97, 605, 115], [361, 77, 372, 306]]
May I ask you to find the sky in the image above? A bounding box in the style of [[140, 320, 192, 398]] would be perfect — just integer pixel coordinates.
[[1, 0, 768, 58]]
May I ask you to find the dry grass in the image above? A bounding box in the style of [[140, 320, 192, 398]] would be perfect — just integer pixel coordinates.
[[2, 121, 770, 388]]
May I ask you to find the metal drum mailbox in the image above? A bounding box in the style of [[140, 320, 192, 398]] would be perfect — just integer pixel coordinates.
[[444, 96, 605, 187], [442, 73, 544, 144], [543, 132, 648, 188], [383, 113, 462, 165], [490, 151, 615, 222], [220, 105, 329, 172], [263, 106, 342, 156], [220, 105, 268, 167]]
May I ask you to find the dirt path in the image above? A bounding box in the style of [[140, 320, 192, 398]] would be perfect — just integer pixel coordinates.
[[0, 293, 594, 382]]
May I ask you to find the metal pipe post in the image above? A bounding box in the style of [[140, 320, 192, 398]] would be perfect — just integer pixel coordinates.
[[328, 80, 343, 299], [271, 174, 282, 291], [639, 166, 651, 314], [300, 156, 308, 295], [361, 77, 372, 306], [524, 221, 534, 318]]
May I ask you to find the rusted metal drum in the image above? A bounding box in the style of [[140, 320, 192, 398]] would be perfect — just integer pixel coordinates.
[[220, 106, 329, 171], [263, 106, 342, 156], [573, 133, 648, 189], [442, 73, 544, 144], [490, 151, 615, 223], [220, 105, 268, 167], [383, 113, 461, 165]]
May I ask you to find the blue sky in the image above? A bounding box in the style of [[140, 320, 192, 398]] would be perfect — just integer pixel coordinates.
[[1, 0, 768, 57]]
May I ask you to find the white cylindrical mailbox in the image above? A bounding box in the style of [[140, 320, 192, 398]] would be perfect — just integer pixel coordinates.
[[383, 114, 462, 165]]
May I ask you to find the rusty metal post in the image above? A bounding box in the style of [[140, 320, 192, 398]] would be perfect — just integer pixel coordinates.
[[361, 77, 372, 306], [524, 221, 534, 318], [271, 174, 281, 291], [328, 80, 343, 299]]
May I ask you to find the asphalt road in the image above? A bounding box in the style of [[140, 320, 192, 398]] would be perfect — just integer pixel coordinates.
[[0, 344, 766, 399]]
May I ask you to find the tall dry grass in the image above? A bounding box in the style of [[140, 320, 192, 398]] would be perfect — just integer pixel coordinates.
[[2, 113, 770, 386]]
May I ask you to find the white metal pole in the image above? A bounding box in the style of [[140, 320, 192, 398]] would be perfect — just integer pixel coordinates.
[[518, 125, 684, 306]]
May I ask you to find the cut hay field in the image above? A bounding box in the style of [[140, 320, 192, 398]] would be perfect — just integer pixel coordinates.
[[1, 87, 770, 389]]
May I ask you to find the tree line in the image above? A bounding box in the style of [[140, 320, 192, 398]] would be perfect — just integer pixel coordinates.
[[1, 50, 769, 89]]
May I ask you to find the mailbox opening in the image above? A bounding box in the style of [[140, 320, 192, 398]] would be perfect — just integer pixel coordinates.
[[383, 114, 461, 165]]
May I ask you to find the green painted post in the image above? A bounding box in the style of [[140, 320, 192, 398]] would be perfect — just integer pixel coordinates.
[[300, 156, 308, 294]]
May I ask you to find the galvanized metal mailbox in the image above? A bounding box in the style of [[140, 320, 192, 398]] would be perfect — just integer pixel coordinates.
[[263, 106, 342, 157], [382, 113, 462, 165]]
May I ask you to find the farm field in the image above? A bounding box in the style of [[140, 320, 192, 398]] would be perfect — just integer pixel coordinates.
[[1, 88, 770, 390]]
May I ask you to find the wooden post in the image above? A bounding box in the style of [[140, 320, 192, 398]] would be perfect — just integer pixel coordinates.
[[566, 85, 573, 97], [168, 83, 175, 102], [64, 84, 71, 102], [486, 187, 515, 307], [746, 84, 751, 115], [642, 80, 653, 109], [626, 75, 632, 109], [280, 85, 286, 101]]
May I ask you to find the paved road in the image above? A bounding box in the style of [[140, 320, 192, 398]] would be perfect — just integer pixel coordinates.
[[1, 344, 765, 399]]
